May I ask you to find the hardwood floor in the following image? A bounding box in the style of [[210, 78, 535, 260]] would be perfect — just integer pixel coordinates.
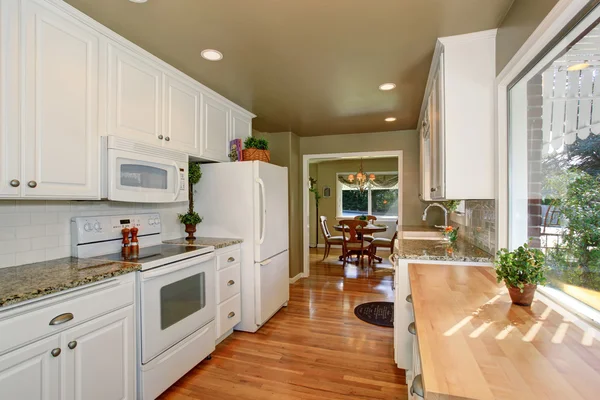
[[160, 248, 407, 400]]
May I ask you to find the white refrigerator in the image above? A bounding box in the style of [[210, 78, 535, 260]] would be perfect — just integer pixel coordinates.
[[194, 161, 289, 332]]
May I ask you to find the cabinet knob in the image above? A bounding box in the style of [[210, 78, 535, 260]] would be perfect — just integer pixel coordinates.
[[9, 179, 20, 187], [50, 348, 61, 357], [228, 311, 236, 319], [227, 280, 235, 286], [410, 374, 424, 398], [165, 136, 170, 141], [158, 135, 164, 140], [68, 341, 77, 350], [406, 294, 413, 304], [408, 322, 416, 335], [227, 257, 235, 263], [28, 180, 37, 188], [430, 187, 436, 192]]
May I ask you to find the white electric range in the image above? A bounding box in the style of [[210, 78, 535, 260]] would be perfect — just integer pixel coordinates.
[[71, 213, 217, 399]]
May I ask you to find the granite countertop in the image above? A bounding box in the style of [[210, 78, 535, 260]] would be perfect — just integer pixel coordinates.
[[163, 237, 243, 249], [0, 257, 141, 308], [394, 238, 493, 263]]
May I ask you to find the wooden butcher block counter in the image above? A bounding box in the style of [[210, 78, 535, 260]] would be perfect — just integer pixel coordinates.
[[408, 263, 600, 400]]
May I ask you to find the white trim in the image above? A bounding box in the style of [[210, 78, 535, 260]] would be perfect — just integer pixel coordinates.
[[289, 273, 304, 284], [302, 150, 403, 279], [495, 0, 590, 249]]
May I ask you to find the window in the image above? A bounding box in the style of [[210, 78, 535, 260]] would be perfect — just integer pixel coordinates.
[[509, 10, 600, 314], [337, 173, 398, 218]]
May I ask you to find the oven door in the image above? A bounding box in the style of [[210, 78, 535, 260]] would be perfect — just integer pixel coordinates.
[[140, 253, 215, 364], [107, 148, 187, 203]]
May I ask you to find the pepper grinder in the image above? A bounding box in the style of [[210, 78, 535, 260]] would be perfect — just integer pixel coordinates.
[[130, 227, 139, 255], [121, 228, 131, 258]]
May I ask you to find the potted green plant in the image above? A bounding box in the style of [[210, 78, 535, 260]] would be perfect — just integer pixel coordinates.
[[242, 137, 270, 163], [495, 243, 548, 306], [178, 162, 203, 240]]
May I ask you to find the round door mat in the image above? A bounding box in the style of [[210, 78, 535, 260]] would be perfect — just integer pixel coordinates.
[[354, 302, 394, 327]]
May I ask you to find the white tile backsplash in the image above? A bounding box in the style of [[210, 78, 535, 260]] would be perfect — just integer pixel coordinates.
[[0, 200, 187, 269]]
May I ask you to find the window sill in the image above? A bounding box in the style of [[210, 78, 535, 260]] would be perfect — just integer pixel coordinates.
[[537, 286, 600, 331], [335, 216, 398, 221]]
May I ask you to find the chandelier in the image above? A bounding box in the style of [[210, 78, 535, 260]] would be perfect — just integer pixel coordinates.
[[347, 160, 375, 192]]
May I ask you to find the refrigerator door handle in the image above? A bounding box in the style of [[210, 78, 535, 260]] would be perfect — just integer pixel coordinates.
[[256, 177, 267, 245]]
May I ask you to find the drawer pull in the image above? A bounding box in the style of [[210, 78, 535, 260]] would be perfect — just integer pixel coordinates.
[[28, 180, 37, 188], [408, 322, 416, 335], [49, 313, 74, 326], [50, 348, 61, 357], [227, 279, 235, 286], [9, 179, 20, 187], [410, 374, 424, 398], [68, 341, 77, 350], [227, 257, 235, 263], [227, 311, 236, 319], [406, 294, 412, 303]]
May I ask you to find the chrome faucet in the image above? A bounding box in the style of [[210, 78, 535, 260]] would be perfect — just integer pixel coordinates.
[[422, 202, 448, 228]]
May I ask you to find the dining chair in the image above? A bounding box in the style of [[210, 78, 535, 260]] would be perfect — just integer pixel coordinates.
[[369, 219, 399, 265], [339, 219, 370, 267], [353, 215, 376, 242], [319, 216, 344, 261]]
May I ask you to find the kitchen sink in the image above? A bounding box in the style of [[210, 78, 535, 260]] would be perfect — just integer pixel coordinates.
[[401, 230, 445, 240]]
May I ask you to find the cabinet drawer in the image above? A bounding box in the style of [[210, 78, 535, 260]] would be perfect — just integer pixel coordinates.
[[216, 263, 240, 303], [0, 279, 134, 355], [216, 248, 240, 271], [216, 294, 241, 338]]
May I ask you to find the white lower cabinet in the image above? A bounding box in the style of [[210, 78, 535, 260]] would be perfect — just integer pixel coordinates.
[[0, 335, 60, 400], [0, 276, 136, 399], [215, 245, 242, 342], [63, 306, 135, 400]]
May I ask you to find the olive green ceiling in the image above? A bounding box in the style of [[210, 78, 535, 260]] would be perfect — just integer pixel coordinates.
[[65, 0, 514, 136]]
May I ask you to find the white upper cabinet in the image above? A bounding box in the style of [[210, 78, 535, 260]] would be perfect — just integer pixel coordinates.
[[201, 94, 230, 162], [231, 108, 252, 143], [106, 42, 163, 146], [20, 0, 100, 199], [0, 0, 20, 197], [418, 30, 496, 200], [163, 74, 201, 156]]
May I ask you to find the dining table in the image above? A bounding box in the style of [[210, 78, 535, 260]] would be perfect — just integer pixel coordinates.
[[333, 224, 388, 263]]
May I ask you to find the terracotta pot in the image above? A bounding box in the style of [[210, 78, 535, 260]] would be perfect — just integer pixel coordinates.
[[184, 224, 197, 240], [507, 283, 537, 306]]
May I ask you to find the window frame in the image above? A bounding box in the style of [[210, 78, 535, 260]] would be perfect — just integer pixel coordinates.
[[335, 171, 399, 220]]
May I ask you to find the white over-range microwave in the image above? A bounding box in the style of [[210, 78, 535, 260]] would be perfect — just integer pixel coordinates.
[[101, 136, 188, 203]]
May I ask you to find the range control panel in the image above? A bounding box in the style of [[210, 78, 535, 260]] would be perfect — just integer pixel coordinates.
[[72, 213, 161, 245]]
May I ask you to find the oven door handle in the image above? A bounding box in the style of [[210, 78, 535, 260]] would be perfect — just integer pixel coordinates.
[[141, 253, 214, 280]]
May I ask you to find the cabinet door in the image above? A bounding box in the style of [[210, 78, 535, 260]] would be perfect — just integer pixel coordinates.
[[163, 74, 201, 155], [0, 0, 20, 197], [0, 335, 60, 400], [107, 42, 162, 146], [20, 0, 100, 199], [230, 108, 251, 142], [62, 306, 135, 400], [201, 94, 230, 162], [430, 52, 445, 199]]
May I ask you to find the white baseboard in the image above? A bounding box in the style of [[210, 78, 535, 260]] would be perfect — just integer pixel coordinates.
[[289, 273, 305, 284]]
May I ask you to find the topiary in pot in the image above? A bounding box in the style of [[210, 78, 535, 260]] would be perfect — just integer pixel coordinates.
[[177, 162, 203, 240], [242, 137, 270, 163], [495, 243, 548, 306]]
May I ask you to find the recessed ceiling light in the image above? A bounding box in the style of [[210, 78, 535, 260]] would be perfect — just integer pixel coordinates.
[[385, 117, 396, 122], [129, 0, 148, 3], [379, 83, 396, 91], [201, 49, 223, 61], [567, 62, 590, 71]]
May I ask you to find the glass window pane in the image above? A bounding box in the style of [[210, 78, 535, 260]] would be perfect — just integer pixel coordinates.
[[509, 19, 600, 311], [160, 273, 205, 330], [341, 189, 368, 216], [120, 164, 168, 189], [372, 189, 398, 217]]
